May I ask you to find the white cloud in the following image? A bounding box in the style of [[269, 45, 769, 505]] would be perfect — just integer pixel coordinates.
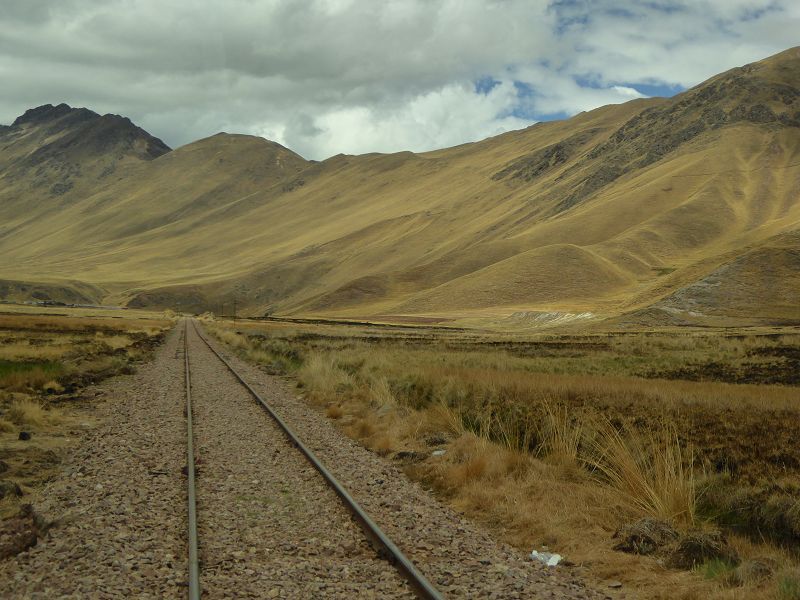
[[265, 80, 530, 158], [0, 0, 797, 159], [553, 0, 791, 87]]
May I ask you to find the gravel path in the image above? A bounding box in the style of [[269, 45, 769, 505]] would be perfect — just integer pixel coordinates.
[[0, 326, 188, 598], [187, 320, 414, 598], [195, 321, 606, 600], [0, 320, 607, 598]]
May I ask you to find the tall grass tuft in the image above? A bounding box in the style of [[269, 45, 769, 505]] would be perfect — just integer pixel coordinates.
[[537, 400, 583, 462], [488, 407, 538, 453], [425, 402, 466, 437], [8, 397, 60, 428], [582, 419, 696, 526], [369, 376, 395, 408], [213, 329, 248, 350], [298, 353, 354, 398]]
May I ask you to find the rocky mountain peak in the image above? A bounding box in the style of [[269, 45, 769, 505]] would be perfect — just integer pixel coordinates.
[[11, 103, 98, 127]]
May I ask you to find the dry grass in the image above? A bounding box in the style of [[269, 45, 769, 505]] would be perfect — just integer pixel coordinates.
[[537, 400, 583, 462], [325, 404, 344, 419], [0, 308, 170, 521], [371, 434, 396, 457], [0, 362, 64, 392], [582, 420, 696, 526], [3, 57, 800, 327], [211, 320, 800, 599], [297, 354, 354, 399], [207, 325, 303, 373], [424, 402, 467, 438], [349, 416, 377, 439], [0, 342, 72, 361], [42, 380, 64, 394], [80, 355, 127, 374], [0, 313, 168, 334], [94, 333, 132, 350], [213, 328, 248, 350], [369, 376, 395, 407], [7, 398, 60, 428], [410, 365, 799, 413]]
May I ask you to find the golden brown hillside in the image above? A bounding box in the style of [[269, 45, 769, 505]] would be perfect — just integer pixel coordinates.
[[1, 48, 798, 326]]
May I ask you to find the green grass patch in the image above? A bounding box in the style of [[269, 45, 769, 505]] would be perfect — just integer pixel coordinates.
[[695, 558, 737, 582], [0, 359, 65, 390], [0, 359, 61, 377], [778, 570, 800, 600]]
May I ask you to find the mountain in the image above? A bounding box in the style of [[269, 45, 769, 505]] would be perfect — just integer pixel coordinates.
[[1, 103, 169, 193], [1, 48, 799, 327]]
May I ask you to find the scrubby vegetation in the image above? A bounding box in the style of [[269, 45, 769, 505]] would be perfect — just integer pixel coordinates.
[[209, 318, 800, 599], [0, 309, 170, 518]]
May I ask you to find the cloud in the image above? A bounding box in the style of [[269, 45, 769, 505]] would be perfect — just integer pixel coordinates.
[[552, 0, 790, 87], [261, 79, 531, 158], [0, 0, 797, 159]]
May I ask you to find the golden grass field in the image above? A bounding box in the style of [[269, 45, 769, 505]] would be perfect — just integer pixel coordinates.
[[0, 306, 171, 520], [206, 315, 800, 599], [0, 49, 799, 327]]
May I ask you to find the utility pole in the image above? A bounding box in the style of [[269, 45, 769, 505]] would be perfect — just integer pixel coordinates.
[[233, 296, 237, 328]]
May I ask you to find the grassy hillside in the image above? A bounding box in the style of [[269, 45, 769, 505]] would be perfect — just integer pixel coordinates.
[[1, 48, 798, 325]]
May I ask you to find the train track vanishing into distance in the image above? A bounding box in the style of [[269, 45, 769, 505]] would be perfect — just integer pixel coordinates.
[[1, 316, 598, 598], [181, 318, 443, 599], [183, 321, 202, 599]]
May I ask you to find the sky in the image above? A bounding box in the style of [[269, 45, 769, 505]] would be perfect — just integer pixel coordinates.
[[0, 0, 798, 160]]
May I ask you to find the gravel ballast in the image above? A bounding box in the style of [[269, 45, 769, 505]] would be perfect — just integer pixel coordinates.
[[193, 321, 605, 600], [0, 320, 606, 598], [0, 326, 188, 598], [187, 321, 414, 598]]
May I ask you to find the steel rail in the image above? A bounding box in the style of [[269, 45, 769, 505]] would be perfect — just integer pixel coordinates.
[[188, 319, 444, 600], [183, 319, 201, 600]]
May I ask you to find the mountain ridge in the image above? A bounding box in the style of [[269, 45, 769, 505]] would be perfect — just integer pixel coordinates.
[[1, 48, 799, 327]]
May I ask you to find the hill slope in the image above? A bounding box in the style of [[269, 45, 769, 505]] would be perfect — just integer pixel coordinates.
[[1, 48, 799, 325]]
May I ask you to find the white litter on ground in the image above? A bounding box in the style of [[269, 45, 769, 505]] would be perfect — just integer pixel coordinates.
[[530, 550, 562, 566]]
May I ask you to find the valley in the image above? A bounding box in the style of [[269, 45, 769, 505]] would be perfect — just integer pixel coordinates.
[[1, 48, 798, 329], [1, 43, 799, 600]]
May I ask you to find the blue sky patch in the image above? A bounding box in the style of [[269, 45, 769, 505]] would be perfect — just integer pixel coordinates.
[[474, 76, 501, 95], [626, 82, 685, 97]]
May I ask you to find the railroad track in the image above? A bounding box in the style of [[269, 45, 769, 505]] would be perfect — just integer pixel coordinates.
[[183, 321, 201, 599], [181, 318, 443, 599]]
